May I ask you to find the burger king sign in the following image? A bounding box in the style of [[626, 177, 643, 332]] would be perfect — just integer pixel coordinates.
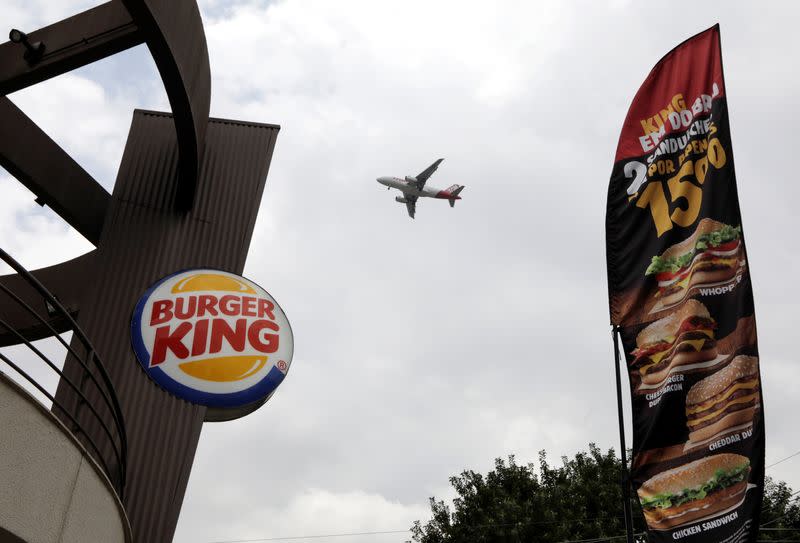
[[131, 269, 293, 411]]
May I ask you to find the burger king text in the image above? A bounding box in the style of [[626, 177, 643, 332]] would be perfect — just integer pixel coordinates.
[[148, 294, 280, 366]]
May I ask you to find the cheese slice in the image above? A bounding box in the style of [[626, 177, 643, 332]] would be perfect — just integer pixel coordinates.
[[672, 274, 691, 291], [687, 379, 759, 414], [683, 339, 708, 352], [637, 334, 712, 377], [639, 355, 666, 376], [687, 393, 760, 427]]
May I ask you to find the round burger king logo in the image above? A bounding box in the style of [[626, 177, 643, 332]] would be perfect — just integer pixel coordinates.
[[131, 269, 293, 408]]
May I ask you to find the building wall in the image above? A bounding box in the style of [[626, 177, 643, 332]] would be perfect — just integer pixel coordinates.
[[0, 373, 130, 543]]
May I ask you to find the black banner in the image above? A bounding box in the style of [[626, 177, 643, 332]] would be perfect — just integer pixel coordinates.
[[606, 25, 764, 543]]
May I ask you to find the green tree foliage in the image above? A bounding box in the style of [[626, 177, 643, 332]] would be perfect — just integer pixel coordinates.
[[759, 476, 800, 541], [411, 444, 799, 542]]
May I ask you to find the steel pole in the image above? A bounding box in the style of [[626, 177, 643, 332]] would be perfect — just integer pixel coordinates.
[[613, 325, 635, 543]]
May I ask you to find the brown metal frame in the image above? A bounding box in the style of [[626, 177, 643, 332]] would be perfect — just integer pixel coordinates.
[[121, 0, 211, 210], [0, 251, 96, 346], [0, 99, 109, 243], [51, 110, 279, 542], [1, 3, 281, 540], [0, 2, 141, 96], [1, 0, 211, 229], [1, 0, 213, 329]]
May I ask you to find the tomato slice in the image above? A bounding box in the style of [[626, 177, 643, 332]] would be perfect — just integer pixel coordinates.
[[654, 240, 739, 281], [709, 239, 740, 252], [656, 267, 690, 282], [677, 316, 716, 334]]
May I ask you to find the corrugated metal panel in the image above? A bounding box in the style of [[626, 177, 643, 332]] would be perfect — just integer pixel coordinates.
[[54, 110, 279, 543]]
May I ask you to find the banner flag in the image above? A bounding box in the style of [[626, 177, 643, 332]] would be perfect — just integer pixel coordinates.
[[605, 25, 764, 543]]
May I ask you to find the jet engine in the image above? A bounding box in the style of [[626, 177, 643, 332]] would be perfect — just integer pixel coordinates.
[[405, 176, 417, 183], [395, 196, 409, 204]]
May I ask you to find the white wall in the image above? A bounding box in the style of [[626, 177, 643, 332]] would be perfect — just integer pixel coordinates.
[[0, 373, 130, 543]]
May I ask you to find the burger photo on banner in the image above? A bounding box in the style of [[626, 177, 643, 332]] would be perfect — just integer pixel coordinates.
[[629, 299, 723, 390], [685, 356, 761, 450], [605, 25, 765, 543], [638, 453, 752, 532], [645, 219, 746, 315]]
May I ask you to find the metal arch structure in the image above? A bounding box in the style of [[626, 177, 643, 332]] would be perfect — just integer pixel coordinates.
[[0, 248, 128, 498], [120, 0, 211, 211], [0, 2, 281, 542], [0, 0, 210, 238], [0, 0, 210, 339]]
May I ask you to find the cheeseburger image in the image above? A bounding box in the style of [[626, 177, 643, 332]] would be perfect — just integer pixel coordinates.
[[686, 355, 760, 445], [638, 453, 751, 530], [646, 218, 744, 308], [631, 300, 718, 386]]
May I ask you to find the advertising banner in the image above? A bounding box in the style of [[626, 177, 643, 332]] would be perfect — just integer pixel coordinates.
[[606, 25, 764, 543]]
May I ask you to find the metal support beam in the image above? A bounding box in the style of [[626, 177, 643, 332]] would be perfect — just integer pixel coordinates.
[[0, 97, 110, 244], [55, 110, 278, 543], [1, 0, 211, 215], [0, 1, 142, 96], [0, 251, 97, 347], [122, 0, 211, 211]]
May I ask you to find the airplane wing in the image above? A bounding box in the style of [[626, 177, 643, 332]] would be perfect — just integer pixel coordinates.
[[405, 195, 417, 218], [413, 158, 444, 190]]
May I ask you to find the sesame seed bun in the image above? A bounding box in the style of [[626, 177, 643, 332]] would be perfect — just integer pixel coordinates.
[[638, 454, 748, 500], [642, 480, 748, 530], [659, 218, 731, 259], [687, 356, 759, 405]]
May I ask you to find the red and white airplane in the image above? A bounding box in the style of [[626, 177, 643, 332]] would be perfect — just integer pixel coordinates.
[[377, 158, 464, 219]]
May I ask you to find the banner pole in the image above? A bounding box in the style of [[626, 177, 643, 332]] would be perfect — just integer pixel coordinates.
[[612, 325, 635, 543]]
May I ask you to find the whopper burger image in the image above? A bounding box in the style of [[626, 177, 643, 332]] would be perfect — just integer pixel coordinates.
[[686, 356, 761, 446], [630, 299, 720, 387], [638, 453, 751, 530], [646, 218, 745, 311]]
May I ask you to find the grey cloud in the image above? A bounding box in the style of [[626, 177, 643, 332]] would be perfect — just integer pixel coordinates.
[[1, 2, 799, 543]]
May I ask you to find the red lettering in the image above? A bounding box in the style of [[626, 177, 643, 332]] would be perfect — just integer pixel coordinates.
[[174, 296, 197, 319], [197, 295, 218, 317], [192, 318, 209, 356], [151, 322, 192, 365], [220, 295, 240, 316], [258, 299, 276, 320], [242, 296, 257, 317], [150, 300, 173, 326], [248, 319, 279, 354], [210, 318, 247, 353]]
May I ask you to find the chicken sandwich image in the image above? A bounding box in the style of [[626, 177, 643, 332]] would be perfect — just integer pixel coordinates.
[[638, 453, 750, 530]]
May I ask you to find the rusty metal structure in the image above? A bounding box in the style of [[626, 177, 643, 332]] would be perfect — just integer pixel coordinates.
[[1, 2, 279, 541]]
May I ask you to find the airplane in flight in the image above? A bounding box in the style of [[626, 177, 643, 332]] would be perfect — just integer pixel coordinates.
[[376, 158, 464, 219]]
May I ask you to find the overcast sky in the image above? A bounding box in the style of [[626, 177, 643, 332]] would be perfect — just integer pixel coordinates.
[[2, 1, 800, 542]]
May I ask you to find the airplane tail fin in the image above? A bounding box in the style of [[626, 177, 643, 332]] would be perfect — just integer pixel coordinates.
[[448, 185, 465, 207]]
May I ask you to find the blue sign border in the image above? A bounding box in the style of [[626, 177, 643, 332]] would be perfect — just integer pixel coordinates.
[[130, 268, 290, 409]]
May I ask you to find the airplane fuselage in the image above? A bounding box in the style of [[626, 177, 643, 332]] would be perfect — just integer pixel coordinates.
[[376, 176, 458, 199], [376, 159, 463, 218]]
